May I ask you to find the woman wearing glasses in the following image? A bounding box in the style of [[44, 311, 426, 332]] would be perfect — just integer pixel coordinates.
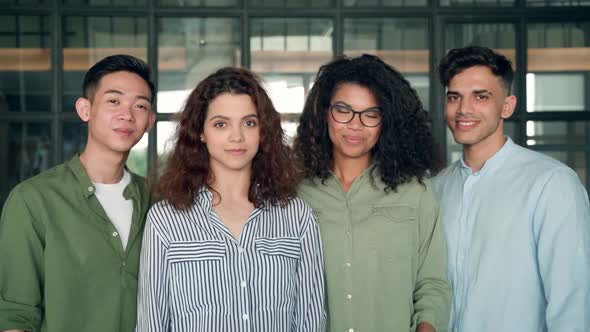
[[294, 55, 451, 332]]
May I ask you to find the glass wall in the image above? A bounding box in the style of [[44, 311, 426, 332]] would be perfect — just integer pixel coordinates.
[[1, 0, 589, 207]]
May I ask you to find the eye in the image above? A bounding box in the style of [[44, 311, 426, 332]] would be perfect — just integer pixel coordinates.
[[363, 111, 381, 119], [107, 99, 119, 105], [244, 119, 258, 127], [475, 94, 489, 101], [447, 95, 460, 102], [135, 104, 148, 110], [213, 122, 226, 128], [333, 105, 352, 114]]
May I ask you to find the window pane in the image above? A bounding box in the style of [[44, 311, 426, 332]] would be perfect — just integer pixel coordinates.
[[63, 0, 146, 6], [157, 121, 177, 173], [0, 15, 51, 112], [250, 0, 330, 7], [440, 0, 515, 6], [158, 17, 240, 113], [527, 0, 590, 6], [250, 18, 333, 114], [527, 22, 590, 112], [344, 18, 429, 106], [62, 16, 147, 112], [343, 0, 427, 6], [62, 122, 148, 175], [159, 0, 236, 6], [0, 122, 51, 205], [446, 121, 517, 164], [526, 121, 590, 145]]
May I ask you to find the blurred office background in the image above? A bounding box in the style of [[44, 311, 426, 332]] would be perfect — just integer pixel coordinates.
[[1, 0, 589, 207]]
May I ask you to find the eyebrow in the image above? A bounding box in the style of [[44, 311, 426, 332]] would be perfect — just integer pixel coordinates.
[[473, 89, 492, 95], [332, 101, 381, 111], [104, 89, 152, 103], [208, 113, 259, 121]]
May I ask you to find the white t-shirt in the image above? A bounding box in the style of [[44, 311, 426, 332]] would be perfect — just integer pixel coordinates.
[[93, 170, 133, 250]]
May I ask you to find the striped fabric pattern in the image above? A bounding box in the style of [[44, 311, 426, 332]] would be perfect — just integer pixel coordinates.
[[136, 189, 326, 332]]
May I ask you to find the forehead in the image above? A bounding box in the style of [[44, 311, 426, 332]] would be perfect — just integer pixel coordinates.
[[206, 93, 257, 118], [95, 71, 151, 97], [448, 65, 504, 92], [331, 82, 378, 106]]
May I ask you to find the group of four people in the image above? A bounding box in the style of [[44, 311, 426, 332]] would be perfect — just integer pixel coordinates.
[[0, 45, 588, 332]]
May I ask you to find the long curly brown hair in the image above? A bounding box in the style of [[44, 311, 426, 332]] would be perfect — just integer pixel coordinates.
[[154, 67, 298, 210]]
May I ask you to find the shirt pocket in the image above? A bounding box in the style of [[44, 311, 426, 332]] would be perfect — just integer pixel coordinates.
[[167, 240, 226, 263], [167, 240, 226, 316], [255, 237, 301, 260], [254, 237, 301, 309], [363, 204, 419, 260]]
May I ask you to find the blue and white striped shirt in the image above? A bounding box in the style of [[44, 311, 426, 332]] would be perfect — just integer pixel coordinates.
[[136, 189, 326, 332]]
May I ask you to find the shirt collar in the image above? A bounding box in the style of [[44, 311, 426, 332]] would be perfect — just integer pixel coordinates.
[[67, 154, 141, 200], [460, 136, 515, 177]]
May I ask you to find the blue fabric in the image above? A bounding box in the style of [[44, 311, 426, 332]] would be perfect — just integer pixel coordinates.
[[433, 137, 590, 332]]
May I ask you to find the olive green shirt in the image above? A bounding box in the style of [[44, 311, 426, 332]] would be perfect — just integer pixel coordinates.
[[0, 155, 150, 332], [298, 168, 450, 332]]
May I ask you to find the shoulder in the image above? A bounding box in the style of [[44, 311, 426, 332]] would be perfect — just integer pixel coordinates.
[[508, 145, 579, 186], [9, 162, 72, 200], [267, 196, 317, 235]]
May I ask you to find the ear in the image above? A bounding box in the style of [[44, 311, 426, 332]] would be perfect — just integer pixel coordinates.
[[501, 95, 517, 119], [75, 98, 91, 122], [145, 112, 156, 133]]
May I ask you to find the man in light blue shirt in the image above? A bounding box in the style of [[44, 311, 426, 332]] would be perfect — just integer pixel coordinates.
[[433, 46, 590, 332]]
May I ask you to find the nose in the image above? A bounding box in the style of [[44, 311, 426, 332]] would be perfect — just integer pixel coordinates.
[[229, 125, 244, 142], [118, 103, 135, 122], [346, 113, 363, 130], [457, 98, 474, 116]]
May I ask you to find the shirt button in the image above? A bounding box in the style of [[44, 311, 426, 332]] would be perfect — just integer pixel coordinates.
[[346, 294, 352, 299], [112, 231, 118, 237], [240, 280, 246, 288], [242, 314, 249, 320], [348, 329, 354, 332], [345, 262, 351, 267], [88, 186, 94, 192], [122, 262, 126, 267]]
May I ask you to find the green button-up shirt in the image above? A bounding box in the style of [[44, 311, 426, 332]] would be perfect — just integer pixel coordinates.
[[0, 155, 150, 332], [298, 167, 450, 332]]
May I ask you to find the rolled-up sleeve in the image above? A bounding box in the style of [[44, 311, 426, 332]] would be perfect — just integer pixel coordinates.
[[136, 212, 170, 332], [412, 182, 451, 332], [293, 207, 326, 332], [0, 186, 45, 331]]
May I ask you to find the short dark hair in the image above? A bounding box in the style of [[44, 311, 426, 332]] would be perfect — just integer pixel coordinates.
[[82, 54, 156, 104], [294, 54, 442, 191], [438, 46, 514, 93]]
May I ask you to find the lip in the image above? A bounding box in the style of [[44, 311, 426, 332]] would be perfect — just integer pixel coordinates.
[[225, 148, 247, 156], [113, 128, 134, 136], [455, 119, 479, 131], [343, 135, 364, 145]]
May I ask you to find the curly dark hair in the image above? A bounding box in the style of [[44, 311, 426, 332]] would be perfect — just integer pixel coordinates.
[[293, 54, 442, 191], [439, 46, 514, 93], [154, 67, 297, 210]]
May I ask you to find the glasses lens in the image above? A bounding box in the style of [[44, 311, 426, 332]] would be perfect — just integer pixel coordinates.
[[331, 105, 353, 123], [361, 110, 382, 127]]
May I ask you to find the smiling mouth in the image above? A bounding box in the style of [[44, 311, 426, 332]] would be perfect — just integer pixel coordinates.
[[455, 120, 479, 130], [344, 136, 364, 144], [114, 128, 134, 136]]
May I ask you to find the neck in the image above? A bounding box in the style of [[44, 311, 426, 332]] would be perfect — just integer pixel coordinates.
[[332, 154, 371, 191], [208, 167, 252, 204], [79, 145, 128, 184], [463, 135, 506, 172]]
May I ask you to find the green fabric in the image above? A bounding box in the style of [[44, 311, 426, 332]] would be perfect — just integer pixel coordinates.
[[298, 167, 451, 332], [0, 155, 150, 332]]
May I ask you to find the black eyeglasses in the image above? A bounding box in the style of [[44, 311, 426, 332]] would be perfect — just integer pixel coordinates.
[[329, 104, 383, 128]]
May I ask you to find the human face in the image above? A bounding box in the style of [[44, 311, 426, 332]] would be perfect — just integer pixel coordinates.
[[445, 65, 516, 153], [202, 93, 260, 175], [328, 83, 381, 165], [75, 71, 155, 157]]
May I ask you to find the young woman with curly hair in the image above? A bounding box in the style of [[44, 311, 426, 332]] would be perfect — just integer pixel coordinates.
[[294, 55, 450, 332], [136, 67, 325, 332]]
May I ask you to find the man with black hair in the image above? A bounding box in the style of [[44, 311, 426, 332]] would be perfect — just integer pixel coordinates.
[[0, 54, 156, 332], [434, 46, 590, 332]]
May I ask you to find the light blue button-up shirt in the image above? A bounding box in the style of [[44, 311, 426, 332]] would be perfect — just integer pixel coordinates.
[[433, 137, 590, 332]]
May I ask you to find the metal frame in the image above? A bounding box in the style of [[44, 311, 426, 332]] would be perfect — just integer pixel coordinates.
[[1, 0, 590, 196]]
